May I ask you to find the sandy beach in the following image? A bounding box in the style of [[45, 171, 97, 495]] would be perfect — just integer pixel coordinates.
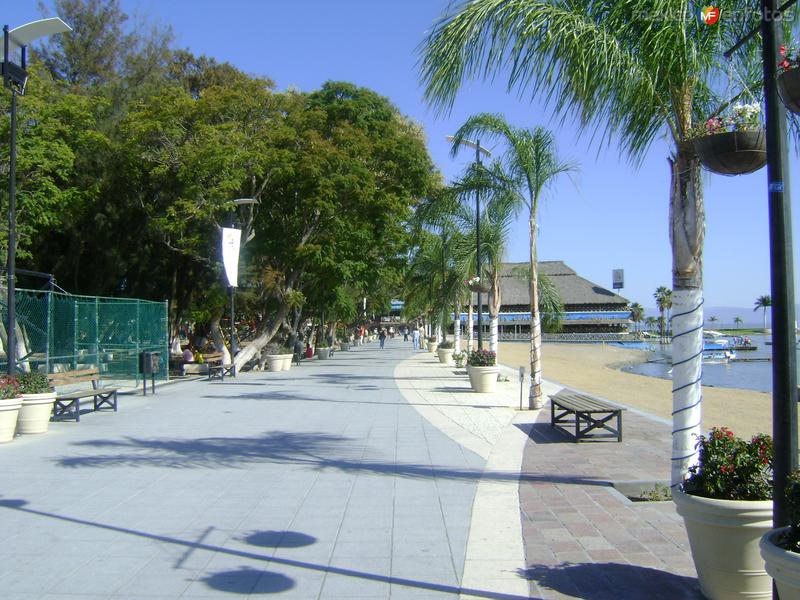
[[498, 341, 772, 438]]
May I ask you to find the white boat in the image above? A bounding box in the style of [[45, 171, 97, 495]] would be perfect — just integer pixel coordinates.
[[702, 349, 736, 363]]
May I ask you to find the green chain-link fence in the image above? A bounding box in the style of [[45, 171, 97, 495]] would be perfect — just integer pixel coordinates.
[[0, 289, 168, 385]]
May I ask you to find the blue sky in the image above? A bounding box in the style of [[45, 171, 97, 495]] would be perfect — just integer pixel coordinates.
[[7, 0, 799, 314]]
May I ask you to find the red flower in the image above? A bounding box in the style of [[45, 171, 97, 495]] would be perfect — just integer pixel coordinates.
[[781, 44, 787, 56], [781, 58, 792, 70]]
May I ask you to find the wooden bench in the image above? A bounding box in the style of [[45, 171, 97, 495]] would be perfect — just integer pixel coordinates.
[[550, 391, 624, 442], [47, 368, 119, 422], [202, 352, 235, 381]]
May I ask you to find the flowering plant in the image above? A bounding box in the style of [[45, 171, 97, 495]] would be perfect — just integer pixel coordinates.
[[17, 371, 51, 394], [466, 276, 481, 287], [0, 375, 21, 400], [689, 103, 762, 138], [682, 427, 773, 501], [467, 349, 496, 367], [453, 351, 466, 367], [779, 44, 800, 73]]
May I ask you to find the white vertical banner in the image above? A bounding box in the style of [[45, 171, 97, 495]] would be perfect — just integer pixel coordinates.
[[221, 227, 241, 287]]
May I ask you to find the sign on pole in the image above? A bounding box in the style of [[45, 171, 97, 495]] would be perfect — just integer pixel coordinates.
[[221, 227, 241, 287], [612, 269, 624, 290]]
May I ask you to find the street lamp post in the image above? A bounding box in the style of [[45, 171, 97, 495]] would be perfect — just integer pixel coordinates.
[[447, 135, 491, 350], [2, 18, 71, 376], [222, 198, 257, 366]]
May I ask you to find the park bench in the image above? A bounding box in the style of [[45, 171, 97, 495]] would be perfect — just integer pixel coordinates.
[[550, 390, 624, 442], [203, 352, 235, 381], [47, 368, 119, 422]]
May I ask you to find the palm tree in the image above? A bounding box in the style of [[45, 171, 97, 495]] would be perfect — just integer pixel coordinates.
[[450, 115, 574, 409], [629, 303, 644, 333], [654, 287, 673, 343], [645, 316, 659, 333], [754, 295, 772, 330], [708, 315, 719, 327], [419, 0, 760, 486], [734, 316, 744, 329]]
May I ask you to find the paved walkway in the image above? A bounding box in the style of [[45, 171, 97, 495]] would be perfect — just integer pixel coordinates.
[[0, 337, 700, 599]]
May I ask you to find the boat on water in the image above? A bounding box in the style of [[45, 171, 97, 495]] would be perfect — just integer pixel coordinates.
[[703, 339, 736, 363]]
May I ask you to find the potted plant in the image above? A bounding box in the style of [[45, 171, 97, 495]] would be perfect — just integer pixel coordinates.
[[760, 469, 800, 599], [16, 371, 55, 434], [339, 337, 350, 352], [427, 336, 439, 353], [466, 275, 490, 294], [778, 44, 800, 115], [317, 341, 331, 360], [437, 340, 455, 365], [466, 349, 499, 393], [0, 375, 22, 443], [265, 344, 294, 372], [453, 351, 466, 368], [691, 104, 767, 176], [673, 427, 774, 600]]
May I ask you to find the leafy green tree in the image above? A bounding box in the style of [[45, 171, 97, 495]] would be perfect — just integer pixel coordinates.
[[629, 302, 644, 333], [754, 295, 772, 330], [450, 115, 574, 409], [418, 0, 763, 484]]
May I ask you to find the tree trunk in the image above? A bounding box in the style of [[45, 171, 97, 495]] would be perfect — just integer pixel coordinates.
[[233, 299, 292, 371], [467, 300, 474, 352], [488, 272, 501, 354], [454, 299, 461, 352], [209, 307, 230, 364], [669, 149, 705, 487], [529, 216, 544, 409]]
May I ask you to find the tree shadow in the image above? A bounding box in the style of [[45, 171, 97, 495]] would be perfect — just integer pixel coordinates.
[[201, 567, 294, 594], [56, 430, 612, 486], [244, 531, 316, 548], [520, 562, 702, 599]]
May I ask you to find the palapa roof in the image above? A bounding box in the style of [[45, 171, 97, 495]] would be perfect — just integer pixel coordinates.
[[498, 261, 629, 308]]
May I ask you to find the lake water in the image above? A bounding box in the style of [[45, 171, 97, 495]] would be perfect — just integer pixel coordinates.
[[617, 334, 797, 393]]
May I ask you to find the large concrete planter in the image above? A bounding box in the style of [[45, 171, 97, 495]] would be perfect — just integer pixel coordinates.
[[760, 527, 800, 600], [467, 365, 499, 393], [437, 348, 454, 365], [427, 341, 439, 353], [673, 489, 773, 599], [340, 342, 350, 351], [317, 348, 331, 360], [0, 397, 23, 443], [18, 392, 56, 434], [266, 354, 293, 372]]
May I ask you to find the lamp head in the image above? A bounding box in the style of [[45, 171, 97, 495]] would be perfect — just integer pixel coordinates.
[[3, 18, 72, 95]]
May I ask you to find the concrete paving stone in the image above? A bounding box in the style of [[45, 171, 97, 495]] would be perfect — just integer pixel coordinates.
[[332, 537, 392, 558]]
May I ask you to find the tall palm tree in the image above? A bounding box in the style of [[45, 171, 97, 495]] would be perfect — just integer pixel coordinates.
[[708, 315, 719, 326], [629, 302, 644, 333], [419, 0, 761, 485], [450, 115, 574, 409], [645, 316, 658, 333], [754, 295, 772, 330], [734, 316, 744, 329], [654, 287, 673, 343]]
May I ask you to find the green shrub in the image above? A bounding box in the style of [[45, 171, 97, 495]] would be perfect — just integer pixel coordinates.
[[779, 469, 800, 553], [438, 341, 454, 349], [17, 371, 51, 394], [0, 376, 21, 399], [453, 351, 466, 367], [467, 349, 496, 367]]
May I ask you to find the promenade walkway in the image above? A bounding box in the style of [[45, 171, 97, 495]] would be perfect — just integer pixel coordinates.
[[0, 337, 700, 599]]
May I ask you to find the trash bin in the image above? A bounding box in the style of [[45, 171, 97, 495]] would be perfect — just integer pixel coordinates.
[[138, 351, 160, 395]]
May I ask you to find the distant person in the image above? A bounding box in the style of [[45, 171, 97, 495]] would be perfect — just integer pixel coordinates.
[[403, 326, 409, 342], [305, 343, 314, 359], [412, 326, 420, 350], [379, 328, 387, 349], [182, 346, 195, 363], [293, 338, 304, 366]]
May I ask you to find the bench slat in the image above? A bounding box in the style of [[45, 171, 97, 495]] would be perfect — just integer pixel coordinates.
[[554, 393, 623, 412]]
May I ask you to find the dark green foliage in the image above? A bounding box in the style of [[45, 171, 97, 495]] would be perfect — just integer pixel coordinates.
[[17, 371, 51, 394], [683, 427, 773, 501], [467, 349, 496, 367], [779, 470, 800, 552]]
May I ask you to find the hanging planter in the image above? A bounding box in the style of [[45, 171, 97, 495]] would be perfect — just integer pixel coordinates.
[[693, 130, 766, 176], [778, 68, 800, 114], [466, 276, 490, 294]]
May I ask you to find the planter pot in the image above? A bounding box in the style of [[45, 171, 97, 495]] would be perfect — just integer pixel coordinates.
[[673, 489, 773, 600], [0, 397, 23, 443], [778, 68, 800, 115], [340, 342, 350, 352], [437, 348, 455, 365], [427, 342, 439, 353], [467, 365, 499, 393], [693, 130, 767, 176], [17, 392, 56, 434], [317, 348, 331, 360], [760, 527, 800, 600], [266, 354, 293, 372]]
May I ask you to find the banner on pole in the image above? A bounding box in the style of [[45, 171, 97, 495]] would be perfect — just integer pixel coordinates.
[[221, 227, 241, 287], [612, 269, 624, 290]]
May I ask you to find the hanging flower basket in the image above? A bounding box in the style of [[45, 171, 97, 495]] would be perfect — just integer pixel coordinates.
[[778, 68, 800, 115], [466, 276, 490, 294], [693, 130, 767, 176]]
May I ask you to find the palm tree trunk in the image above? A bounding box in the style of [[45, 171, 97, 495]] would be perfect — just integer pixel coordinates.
[[454, 299, 461, 352], [529, 215, 544, 409], [764, 307, 768, 330], [467, 301, 474, 352], [669, 150, 705, 487], [489, 273, 500, 355]]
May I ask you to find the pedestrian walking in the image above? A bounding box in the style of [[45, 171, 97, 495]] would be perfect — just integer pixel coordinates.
[[412, 326, 420, 350], [379, 328, 387, 349], [403, 325, 409, 342]]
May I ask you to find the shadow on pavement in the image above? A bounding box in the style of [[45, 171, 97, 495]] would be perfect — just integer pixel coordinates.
[[56, 431, 611, 486], [201, 567, 294, 594], [244, 530, 316, 548], [520, 562, 702, 599]]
